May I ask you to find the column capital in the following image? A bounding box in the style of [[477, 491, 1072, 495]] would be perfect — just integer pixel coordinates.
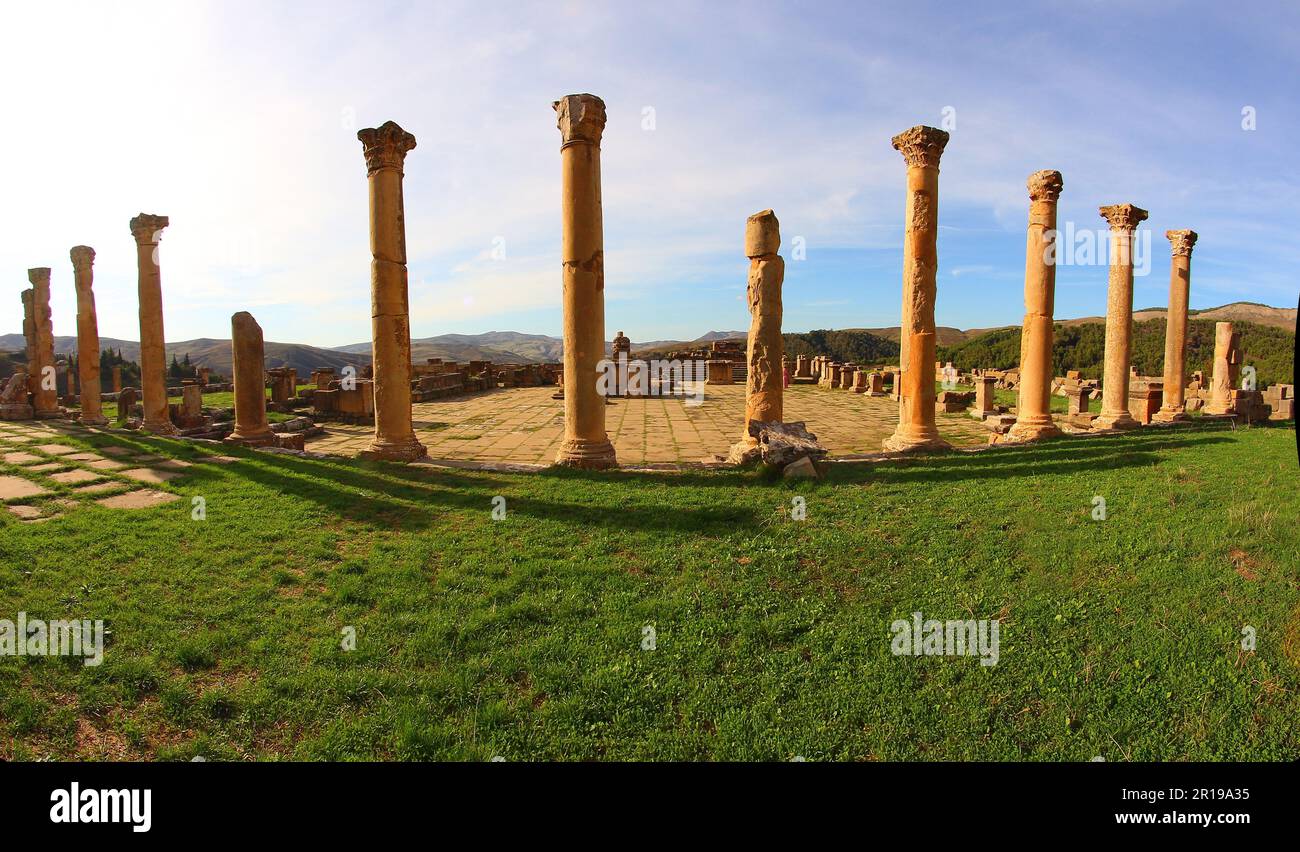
[[1099, 203, 1148, 231], [554, 94, 606, 148], [70, 245, 96, 268], [357, 120, 416, 176], [27, 267, 51, 287], [1027, 169, 1064, 202], [129, 213, 170, 242], [891, 125, 949, 169], [1166, 229, 1198, 256], [744, 209, 781, 258]]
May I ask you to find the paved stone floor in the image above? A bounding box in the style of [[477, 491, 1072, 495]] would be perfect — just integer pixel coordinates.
[[0, 419, 222, 522], [305, 383, 996, 464]]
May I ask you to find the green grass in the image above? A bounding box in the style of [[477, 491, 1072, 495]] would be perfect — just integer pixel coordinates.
[[1, 420, 1297, 760], [95, 389, 295, 423]]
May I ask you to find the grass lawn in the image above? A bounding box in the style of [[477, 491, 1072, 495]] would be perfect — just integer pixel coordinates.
[[96, 389, 296, 423], [1, 419, 1297, 760]]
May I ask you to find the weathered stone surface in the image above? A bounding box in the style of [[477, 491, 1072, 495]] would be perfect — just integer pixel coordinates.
[[1152, 230, 1198, 423], [130, 214, 179, 435], [1007, 171, 1064, 442], [733, 209, 784, 456], [782, 455, 820, 479], [1092, 204, 1148, 430], [225, 312, 277, 447], [95, 489, 181, 509], [729, 420, 828, 468], [70, 246, 108, 426], [0, 475, 49, 500], [1203, 322, 1240, 415], [553, 95, 616, 470], [28, 268, 59, 417]]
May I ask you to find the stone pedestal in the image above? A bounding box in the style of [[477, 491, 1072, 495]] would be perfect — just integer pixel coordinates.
[[1092, 203, 1148, 430], [1153, 230, 1198, 423], [884, 126, 951, 452], [225, 312, 276, 447], [971, 376, 998, 419], [130, 214, 179, 435], [706, 360, 733, 385], [734, 210, 784, 450], [356, 121, 426, 462], [70, 246, 107, 425], [553, 94, 616, 469], [1203, 322, 1240, 415], [1007, 171, 1064, 441], [28, 268, 59, 417], [795, 354, 811, 378]]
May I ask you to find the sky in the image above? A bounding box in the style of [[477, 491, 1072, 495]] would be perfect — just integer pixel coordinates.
[[2, 0, 1297, 348]]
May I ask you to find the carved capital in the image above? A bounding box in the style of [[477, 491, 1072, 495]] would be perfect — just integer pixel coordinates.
[[554, 94, 607, 148], [27, 267, 51, 288], [891, 125, 948, 169], [1166, 229, 1198, 257], [70, 245, 96, 269], [357, 120, 416, 176], [1027, 170, 1063, 202], [129, 213, 170, 243], [1098, 203, 1148, 231]]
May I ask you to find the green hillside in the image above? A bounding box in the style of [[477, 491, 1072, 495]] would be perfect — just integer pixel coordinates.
[[938, 319, 1295, 388], [783, 329, 900, 365]]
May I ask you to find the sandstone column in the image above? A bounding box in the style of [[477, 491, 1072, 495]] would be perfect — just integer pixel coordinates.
[[1203, 321, 1239, 415], [130, 214, 178, 435], [884, 126, 950, 452], [225, 312, 276, 446], [1153, 229, 1199, 422], [111, 366, 122, 394], [1008, 171, 1065, 442], [70, 246, 107, 425], [28, 268, 59, 417], [736, 209, 784, 448], [356, 121, 426, 462], [21, 289, 36, 396], [1092, 204, 1148, 430], [554, 94, 616, 469]]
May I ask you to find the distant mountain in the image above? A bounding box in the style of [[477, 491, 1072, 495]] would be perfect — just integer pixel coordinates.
[[0, 335, 369, 376]]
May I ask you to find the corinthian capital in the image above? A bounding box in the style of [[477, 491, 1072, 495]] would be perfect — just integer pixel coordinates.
[[27, 267, 51, 288], [554, 94, 607, 148], [130, 213, 170, 243], [1099, 203, 1148, 231], [70, 245, 96, 269], [891, 125, 949, 169], [1027, 170, 1064, 202], [1166, 229, 1198, 257], [357, 120, 416, 176]]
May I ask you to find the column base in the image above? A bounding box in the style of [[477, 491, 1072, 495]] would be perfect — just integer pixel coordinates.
[[1151, 407, 1191, 424], [34, 409, 64, 420], [358, 436, 428, 463], [1202, 405, 1233, 416], [78, 415, 109, 427], [1004, 418, 1063, 442], [0, 404, 34, 420], [142, 418, 180, 436], [225, 430, 277, 447], [555, 436, 618, 470], [882, 430, 951, 454], [1091, 411, 1139, 431]]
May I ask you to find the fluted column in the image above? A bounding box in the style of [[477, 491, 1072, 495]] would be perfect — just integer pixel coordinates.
[[70, 246, 107, 425], [554, 94, 617, 469], [884, 125, 950, 453], [28, 268, 59, 417], [1092, 203, 1148, 430], [1153, 230, 1199, 423], [356, 121, 426, 462], [225, 311, 276, 446], [736, 209, 784, 448], [129, 213, 178, 435], [1007, 171, 1065, 442]]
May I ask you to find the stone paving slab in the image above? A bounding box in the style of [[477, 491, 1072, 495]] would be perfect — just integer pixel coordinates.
[[35, 444, 77, 455], [0, 476, 51, 501], [3, 452, 42, 465], [50, 469, 103, 485], [120, 467, 184, 484], [95, 489, 181, 509], [86, 458, 129, 471]]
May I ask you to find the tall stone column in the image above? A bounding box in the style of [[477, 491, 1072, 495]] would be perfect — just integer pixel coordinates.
[[130, 213, 179, 435], [884, 125, 950, 453], [356, 121, 426, 462], [225, 312, 276, 446], [1203, 321, 1239, 415], [70, 246, 107, 425], [735, 209, 784, 448], [1153, 229, 1199, 422], [1007, 171, 1065, 442], [21, 289, 36, 396], [554, 93, 616, 469], [28, 268, 59, 417], [1092, 203, 1148, 430]]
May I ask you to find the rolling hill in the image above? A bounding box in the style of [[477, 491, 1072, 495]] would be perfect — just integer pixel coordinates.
[[0, 335, 369, 377]]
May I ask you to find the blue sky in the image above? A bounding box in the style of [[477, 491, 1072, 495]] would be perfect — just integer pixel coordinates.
[[3, 0, 1296, 347]]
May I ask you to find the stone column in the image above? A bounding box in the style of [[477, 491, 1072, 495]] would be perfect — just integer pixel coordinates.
[[111, 366, 122, 394], [884, 126, 950, 453], [1154, 229, 1199, 422], [1092, 203, 1148, 430], [356, 121, 426, 462], [225, 311, 276, 446], [129, 213, 178, 435], [70, 246, 107, 425], [1204, 321, 1239, 415], [1007, 171, 1065, 441], [554, 94, 616, 469], [21, 290, 36, 392], [736, 209, 784, 447], [28, 268, 59, 417]]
